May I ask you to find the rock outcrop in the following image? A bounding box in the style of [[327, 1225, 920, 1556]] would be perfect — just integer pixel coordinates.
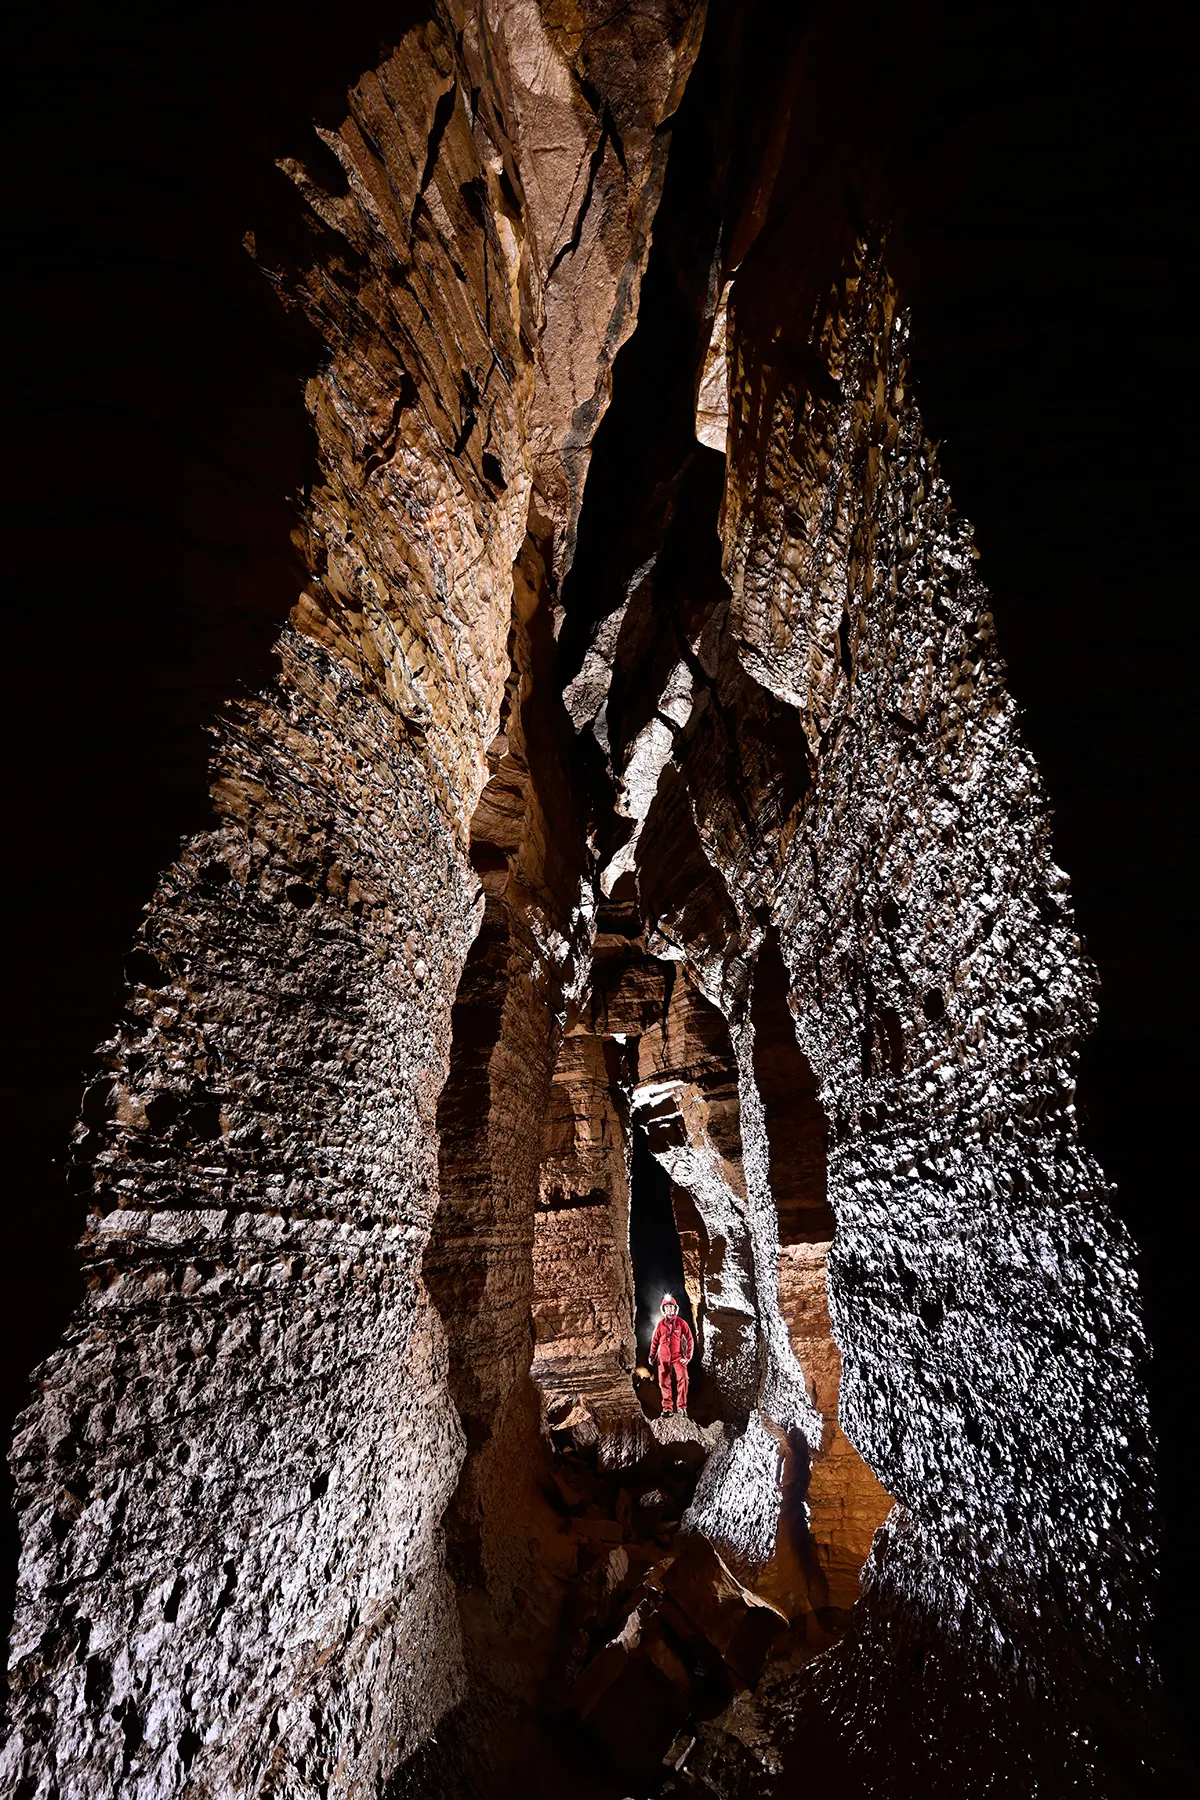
[[775, 1240, 892, 1616], [3, 2, 1170, 1797]]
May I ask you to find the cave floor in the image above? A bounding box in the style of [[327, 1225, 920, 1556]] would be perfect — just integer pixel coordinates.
[[471, 1420, 836, 1800]]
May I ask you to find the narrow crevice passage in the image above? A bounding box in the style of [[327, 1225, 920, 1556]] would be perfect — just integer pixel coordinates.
[[416, 516, 601, 1780], [556, 0, 808, 685], [751, 933, 834, 1246], [630, 1123, 695, 1370]]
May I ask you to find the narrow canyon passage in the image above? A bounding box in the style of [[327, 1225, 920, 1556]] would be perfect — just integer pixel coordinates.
[[3, 2, 1182, 1797], [627, 1126, 699, 1393]]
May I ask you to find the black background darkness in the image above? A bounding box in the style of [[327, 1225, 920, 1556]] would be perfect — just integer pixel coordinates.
[[5, 0, 1193, 1751]]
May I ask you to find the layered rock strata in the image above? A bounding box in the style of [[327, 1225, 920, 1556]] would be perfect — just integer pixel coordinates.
[[3, 5, 704, 1795], [3, 2, 1166, 1798], [531, 1031, 638, 1433], [776, 1240, 892, 1614]]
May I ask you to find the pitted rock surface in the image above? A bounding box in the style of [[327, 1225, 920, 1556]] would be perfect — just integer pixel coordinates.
[[3, 5, 703, 1795]]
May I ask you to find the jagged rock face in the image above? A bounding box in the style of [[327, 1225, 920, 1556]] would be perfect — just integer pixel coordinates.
[[3, 4, 1166, 1799], [2, 6, 704, 1796], [686, 232, 1156, 1791]]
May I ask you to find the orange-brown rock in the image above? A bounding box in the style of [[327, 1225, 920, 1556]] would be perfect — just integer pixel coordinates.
[[645, 1535, 790, 1689], [530, 999, 644, 1456], [3, 5, 707, 1795], [777, 1243, 892, 1611], [568, 1533, 787, 1783]]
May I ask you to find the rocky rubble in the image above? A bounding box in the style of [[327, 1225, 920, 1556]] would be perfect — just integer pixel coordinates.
[[569, 1532, 789, 1790]]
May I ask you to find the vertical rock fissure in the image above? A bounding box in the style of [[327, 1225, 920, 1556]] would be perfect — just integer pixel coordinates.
[[628, 1121, 697, 1384], [418, 514, 594, 1733]]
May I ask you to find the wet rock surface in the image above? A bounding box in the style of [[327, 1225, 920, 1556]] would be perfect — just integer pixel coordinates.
[[3, 2, 1178, 1796]]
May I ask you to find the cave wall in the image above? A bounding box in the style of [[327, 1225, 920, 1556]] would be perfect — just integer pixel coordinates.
[[420, 511, 593, 1718], [650, 242, 1159, 1788], [1, 6, 704, 1795], [531, 1032, 638, 1428], [551, 13, 1160, 1776], [776, 1241, 892, 1614], [753, 936, 892, 1618]]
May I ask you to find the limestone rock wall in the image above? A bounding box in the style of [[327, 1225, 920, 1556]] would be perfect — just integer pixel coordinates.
[[556, 19, 1159, 1768], [532, 1033, 638, 1423], [673, 243, 1159, 1790], [777, 1241, 892, 1612], [2, 6, 704, 1796]]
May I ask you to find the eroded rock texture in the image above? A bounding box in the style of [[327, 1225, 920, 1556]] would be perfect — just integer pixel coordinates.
[[532, 1032, 638, 1431], [4, 6, 701, 1794], [4, 2, 1167, 1797]]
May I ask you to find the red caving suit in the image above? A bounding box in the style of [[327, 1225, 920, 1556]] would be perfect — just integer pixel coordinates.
[[649, 1312, 693, 1414]]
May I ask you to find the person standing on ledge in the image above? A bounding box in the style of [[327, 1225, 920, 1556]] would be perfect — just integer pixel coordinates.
[[650, 1293, 693, 1415]]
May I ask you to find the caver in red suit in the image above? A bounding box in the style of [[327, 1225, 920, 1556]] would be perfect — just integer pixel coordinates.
[[649, 1294, 693, 1414]]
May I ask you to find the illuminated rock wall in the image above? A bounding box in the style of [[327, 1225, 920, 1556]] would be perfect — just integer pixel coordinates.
[[1, 6, 702, 1795], [668, 245, 1159, 1795]]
